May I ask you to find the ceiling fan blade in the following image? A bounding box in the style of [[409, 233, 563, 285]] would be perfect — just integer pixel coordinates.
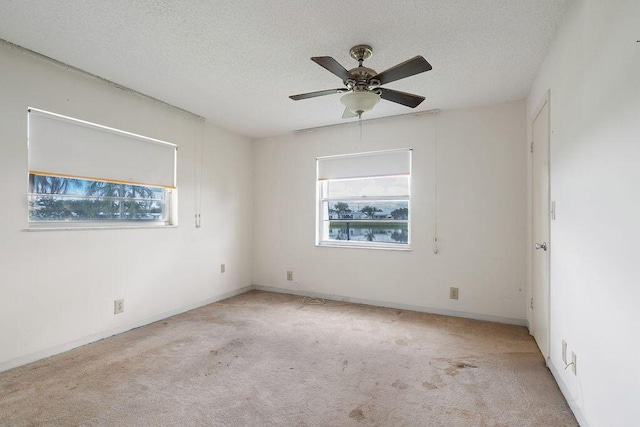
[[342, 108, 358, 119], [311, 56, 353, 81], [289, 88, 348, 100], [375, 56, 432, 86], [378, 88, 425, 108]]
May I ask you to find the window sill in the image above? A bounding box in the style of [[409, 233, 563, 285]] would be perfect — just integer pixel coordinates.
[[25, 224, 177, 232], [316, 242, 412, 251]]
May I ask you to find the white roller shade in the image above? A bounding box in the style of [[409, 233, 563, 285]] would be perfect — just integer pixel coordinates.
[[317, 148, 411, 180], [28, 108, 177, 188]]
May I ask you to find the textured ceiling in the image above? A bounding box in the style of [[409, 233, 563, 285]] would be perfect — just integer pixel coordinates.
[[0, 0, 570, 138]]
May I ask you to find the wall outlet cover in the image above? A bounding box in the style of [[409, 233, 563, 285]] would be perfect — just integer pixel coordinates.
[[114, 299, 124, 314], [449, 287, 459, 300]]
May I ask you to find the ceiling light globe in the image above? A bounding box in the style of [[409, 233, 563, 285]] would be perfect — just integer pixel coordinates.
[[340, 91, 380, 115]]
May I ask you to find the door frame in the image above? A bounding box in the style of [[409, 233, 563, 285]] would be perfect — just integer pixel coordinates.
[[530, 90, 551, 360]]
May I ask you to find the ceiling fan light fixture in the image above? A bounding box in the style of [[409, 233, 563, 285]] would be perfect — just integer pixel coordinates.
[[340, 91, 380, 116]]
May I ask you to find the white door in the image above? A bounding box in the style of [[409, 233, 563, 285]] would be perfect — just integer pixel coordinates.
[[531, 94, 550, 359]]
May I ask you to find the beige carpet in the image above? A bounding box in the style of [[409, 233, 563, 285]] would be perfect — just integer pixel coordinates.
[[0, 290, 576, 426]]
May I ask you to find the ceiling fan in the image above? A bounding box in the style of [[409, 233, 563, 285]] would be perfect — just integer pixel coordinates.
[[290, 44, 432, 119]]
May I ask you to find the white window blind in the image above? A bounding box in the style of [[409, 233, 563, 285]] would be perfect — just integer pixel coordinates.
[[28, 108, 177, 188], [317, 148, 411, 181]]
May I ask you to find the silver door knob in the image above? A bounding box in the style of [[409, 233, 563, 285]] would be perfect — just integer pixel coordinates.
[[535, 242, 547, 251]]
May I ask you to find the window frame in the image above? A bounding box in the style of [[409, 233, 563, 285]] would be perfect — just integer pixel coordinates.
[[316, 149, 412, 250], [27, 174, 175, 229]]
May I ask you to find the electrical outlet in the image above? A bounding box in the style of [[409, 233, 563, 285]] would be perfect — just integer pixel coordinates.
[[562, 339, 567, 364], [114, 299, 124, 314], [220, 263, 225, 273], [287, 271, 293, 281], [571, 351, 577, 375], [449, 287, 459, 300]]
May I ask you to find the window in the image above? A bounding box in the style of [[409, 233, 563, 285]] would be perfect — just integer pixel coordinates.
[[317, 149, 411, 249], [29, 175, 169, 223], [27, 108, 177, 228]]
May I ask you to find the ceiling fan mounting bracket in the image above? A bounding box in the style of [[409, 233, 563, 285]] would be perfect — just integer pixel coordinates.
[[349, 45, 373, 63]]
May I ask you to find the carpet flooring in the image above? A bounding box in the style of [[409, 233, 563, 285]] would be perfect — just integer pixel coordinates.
[[0, 290, 577, 426]]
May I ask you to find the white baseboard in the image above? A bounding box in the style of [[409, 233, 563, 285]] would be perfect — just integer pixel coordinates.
[[0, 285, 253, 373], [548, 360, 589, 426], [251, 285, 528, 327]]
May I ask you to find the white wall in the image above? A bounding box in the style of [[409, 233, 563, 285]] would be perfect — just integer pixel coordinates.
[[0, 43, 253, 370], [527, 0, 640, 425], [253, 101, 528, 324]]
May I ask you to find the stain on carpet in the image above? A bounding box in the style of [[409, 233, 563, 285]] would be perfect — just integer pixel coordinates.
[[446, 407, 474, 420], [454, 362, 478, 369], [422, 381, 437, 390], [29, 363, 50, 371], [201, 316, 233, 325], [392, 380, 408, 390], [349, 407, 366, 422], [395, 338, 408, 346], [445, 361, 478, 377]]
